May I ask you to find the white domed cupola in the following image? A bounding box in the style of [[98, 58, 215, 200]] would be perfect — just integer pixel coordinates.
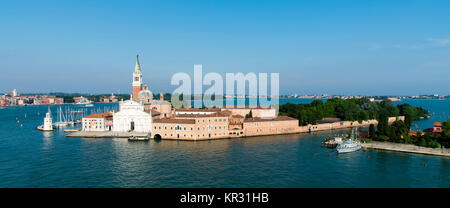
[[137, 84, 153, 102]]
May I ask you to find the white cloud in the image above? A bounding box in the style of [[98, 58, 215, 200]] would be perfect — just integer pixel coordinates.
[[425, 38, 450, 47], [368, 38, 450, 50], [392, 44, 425, 49]]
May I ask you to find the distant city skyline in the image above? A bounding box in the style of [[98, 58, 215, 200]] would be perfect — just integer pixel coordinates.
[[1, 0, 449, 96]]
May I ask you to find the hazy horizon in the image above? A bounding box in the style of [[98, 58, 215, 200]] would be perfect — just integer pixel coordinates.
[[1, 0, 449, 96]]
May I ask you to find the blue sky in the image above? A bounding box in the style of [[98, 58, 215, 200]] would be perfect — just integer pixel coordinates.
[[0, 0, 449, 96]]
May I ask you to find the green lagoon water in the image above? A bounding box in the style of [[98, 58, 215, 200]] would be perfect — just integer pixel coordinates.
[[0, 99, 449, 187]]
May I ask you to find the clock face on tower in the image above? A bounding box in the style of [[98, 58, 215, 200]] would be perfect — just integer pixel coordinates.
[[135, 77, 139, 81]]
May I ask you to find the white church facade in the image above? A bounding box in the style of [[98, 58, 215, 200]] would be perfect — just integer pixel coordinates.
[[112, 99, 152, 133]]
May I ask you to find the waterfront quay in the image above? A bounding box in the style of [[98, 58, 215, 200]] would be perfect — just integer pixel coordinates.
[[66, 116, 403, 140], [64, 56, 413, 141], [66, 131, 148, 138], [362, 141, 450, 157]]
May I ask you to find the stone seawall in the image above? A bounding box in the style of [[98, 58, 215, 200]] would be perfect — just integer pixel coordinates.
[[66, 131, 148, 138], [295, 116, 404, 133], [66, 116, 405, 140], [362, 141, 450, 157]]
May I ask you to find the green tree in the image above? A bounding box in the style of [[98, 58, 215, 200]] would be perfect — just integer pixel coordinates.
[[377, 110, 389, 136], [418, 138, 427, 147], [278, 98, 428, 129], [389, 127, 397, 142], [245, 110, 253, 119], [369, 124, 376, 139]]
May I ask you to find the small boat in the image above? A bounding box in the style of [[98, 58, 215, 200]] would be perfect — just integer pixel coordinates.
[[75, 96, 93, 105], [322, 136, 343, 148], [336, 128, 361, 153], [128, 135, 149, 141], [85, 104, 94, 107], [336, 139, 362, 153], [64, 129, 80, 133]]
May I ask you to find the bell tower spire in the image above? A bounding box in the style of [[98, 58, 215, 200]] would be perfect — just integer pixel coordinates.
[[135, 54, 141, 71], [132, 54, 143, 101]]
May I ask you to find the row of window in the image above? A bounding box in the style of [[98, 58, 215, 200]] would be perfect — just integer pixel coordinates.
[[162, 132, 227, 138], [247, 127, 295, 133], [196, 118, 228, 123], [83, 125, 103, 129], [154, 125, 228, 131]]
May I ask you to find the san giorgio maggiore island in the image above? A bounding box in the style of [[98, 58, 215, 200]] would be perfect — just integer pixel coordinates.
[[66, 56, 303, 140], [61, 56, 406, 142], [2, 55, 449, 188]]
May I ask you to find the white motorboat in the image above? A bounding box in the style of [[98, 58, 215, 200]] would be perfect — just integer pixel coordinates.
[[336, 128, 362, 153]]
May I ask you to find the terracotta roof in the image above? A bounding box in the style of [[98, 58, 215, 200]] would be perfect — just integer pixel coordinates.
[[144, 109, 160, 115], [153, 118, 196, 124], [221, 105, 271, 109], [244, 116, 297, 123], [409, 130, 420, 136], [175, 108, 221, 112], [231, 114, 244, 118], [175, 111, 231, 118], [318, 117, 341, 124], [84, 112, 113, 119], [434, 122, 442, 127]]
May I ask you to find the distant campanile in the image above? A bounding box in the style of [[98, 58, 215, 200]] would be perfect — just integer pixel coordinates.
[[132, 55, 143, 101]]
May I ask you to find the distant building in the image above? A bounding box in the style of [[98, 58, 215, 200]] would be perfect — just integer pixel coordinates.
[[243, 116, 298, 136], [318, 117, 341, 124], [229, 114, 245, 136], [220, 106, 276, 118], [12, 89, 18, 97], [174, 108, 221, 116], [143, 100, 172, 118], [433, 122, 443, 133], [422, 122, 443, 135], [39, 96, 64, 104], [102, 93, 118, 103], [0, 98, 8, 106], [82, 112, 114, 131], [409, 130, 421, 136], [388, 97, 400, 101], [152, 111, 231, 140]]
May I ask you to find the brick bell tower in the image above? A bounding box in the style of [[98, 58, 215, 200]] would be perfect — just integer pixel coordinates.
[[132, 55, 143, 101]]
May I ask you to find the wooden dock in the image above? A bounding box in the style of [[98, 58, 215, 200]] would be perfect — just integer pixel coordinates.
[[361, 141, 450, 157]]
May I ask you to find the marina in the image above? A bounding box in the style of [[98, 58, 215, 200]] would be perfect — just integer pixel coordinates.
[[35, 104, 118, 131]]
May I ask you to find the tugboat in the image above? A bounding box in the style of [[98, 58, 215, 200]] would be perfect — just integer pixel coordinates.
[[336, 128, 362, 153]]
